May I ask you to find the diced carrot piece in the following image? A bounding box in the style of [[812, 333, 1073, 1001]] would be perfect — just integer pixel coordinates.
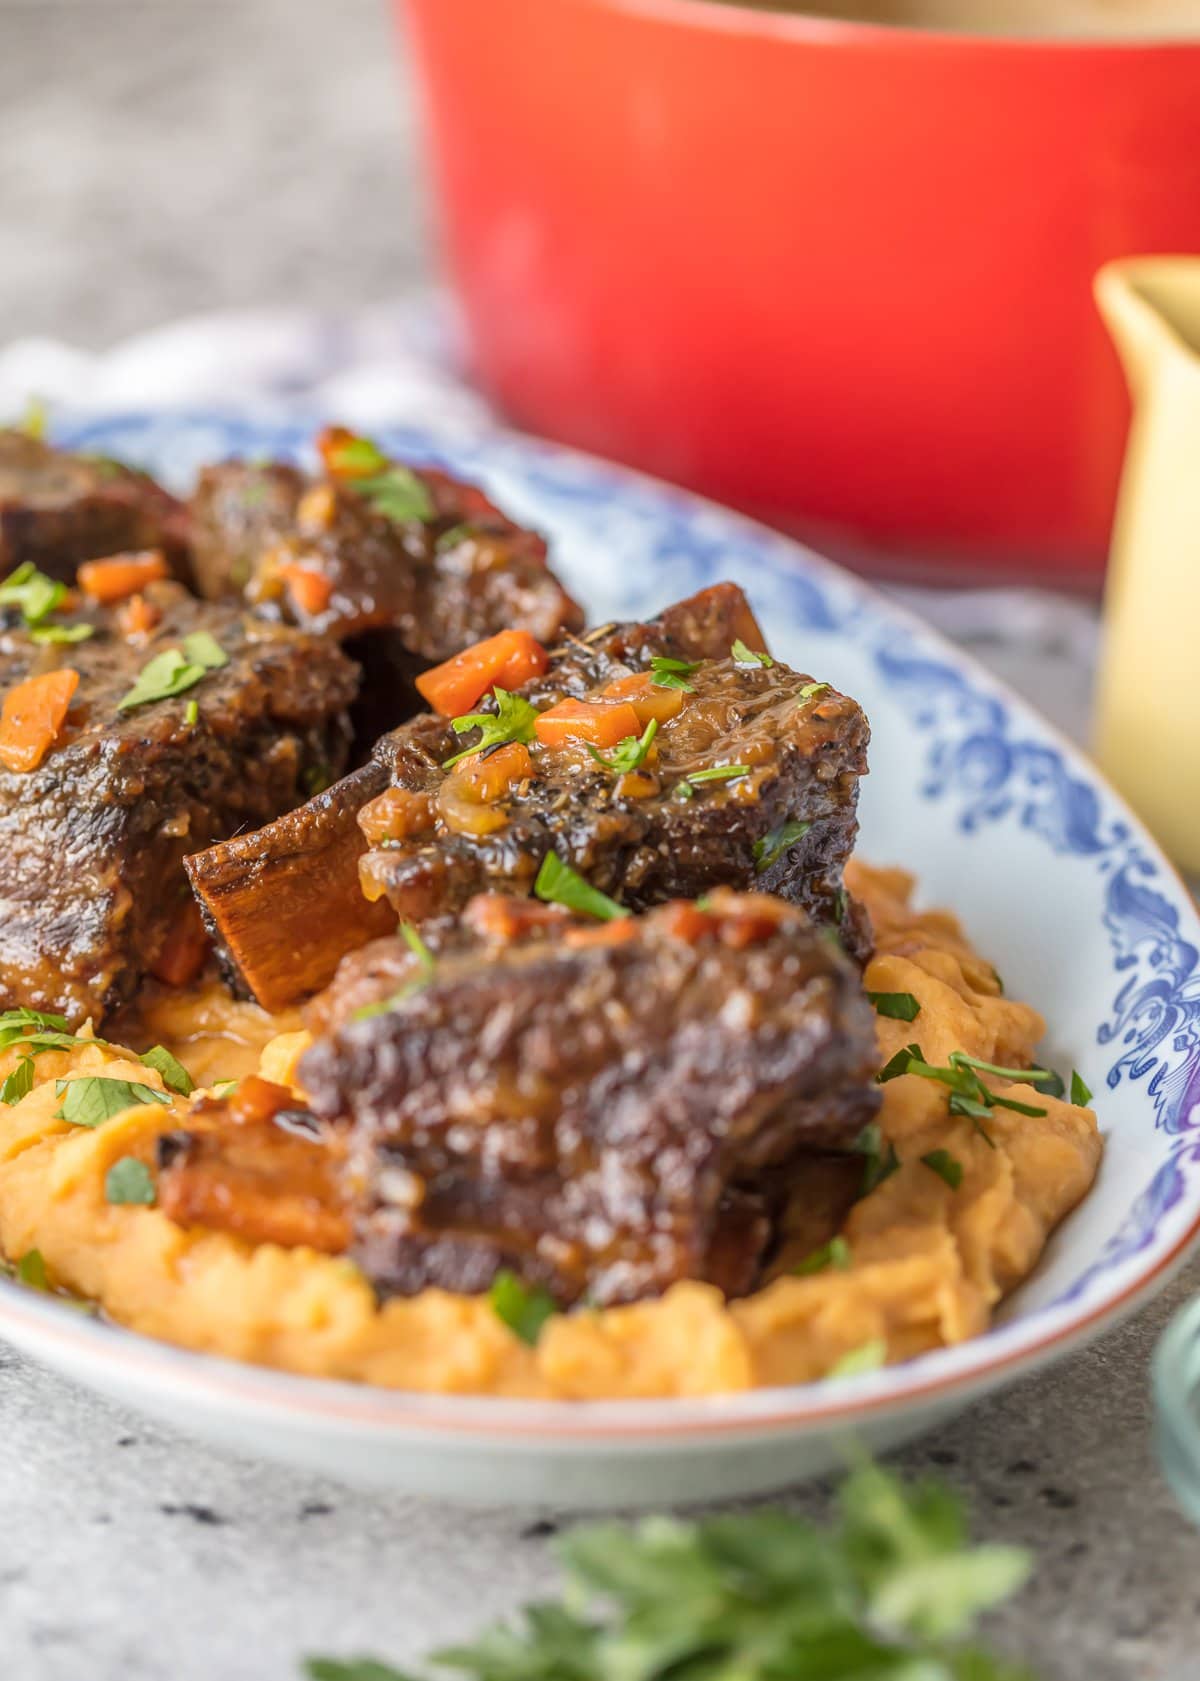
[[277, 561, 334, 617], [359, 786, 437, 846], [655, 902, 716, 944], [78, 549, 168, 604], [0, 668, 79, 773], [118, 593, 161, 638], [416, 630, 549, 717], [563, 920, 640, 950], [464, 895, 572, 943], [229, 1075, 294, 1127], [534, 699, 642, 749], [601, 671, 685, 725], [438, 742, 532, 836], [149, 899, 211, 988]]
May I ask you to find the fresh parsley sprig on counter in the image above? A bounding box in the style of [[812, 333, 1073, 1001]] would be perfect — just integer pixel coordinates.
[[443, 687, 539, 768], [588, 718, 658, 776], [534, 851, 628, 923], [303, 1458, 1036, 1681]]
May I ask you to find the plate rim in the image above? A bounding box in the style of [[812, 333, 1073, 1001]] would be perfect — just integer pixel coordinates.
[[6, 404, 1197, 1447]]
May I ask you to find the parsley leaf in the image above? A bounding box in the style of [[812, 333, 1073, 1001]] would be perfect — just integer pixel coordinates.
[[753, 817, 812, 873], [356, 466, 435, 525], [304, 1459, 1036, 1681], [31, 622, 94, 645], [793, 1235, 852, 1275], [434, 522, 477, 553], [877, 1042, 925, 1083], [0, 561, 67, 626], [921, 1149, 964, 1190], [16, 1249, 48, 1290], [731, 638, 773, 667], [105, 1157, 156, 1206], [443, 687, 539, 769], [488, 1269, 558, 1346], [0, 1056, 35, 1106], [117, 648, 209, 711], [1070, 1070, 1093, 1107], [140, 1045, 194, 1096], [867, 991, 922, 1022], [54, 1077, 170, 1128], [675, 762, 750, 798], [587, 718, 659, 775], [799, 680, 831, 701], [828, 1338, 888, 1378], [181, 630, 228, 671], [649, 654, 700, 693], [534, 851, 628, 923], [324, 435, 388, 477], [350, 922, 436, 1021], [184, 699, 199, 728]]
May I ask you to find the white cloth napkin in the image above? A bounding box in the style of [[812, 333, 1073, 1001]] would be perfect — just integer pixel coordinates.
[[0, 298, 1101, 747]]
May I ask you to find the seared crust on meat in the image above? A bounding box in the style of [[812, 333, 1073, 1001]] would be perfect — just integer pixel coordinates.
[[301, 889, 880, 1308], [0, 581, 358, 1023], [185, 584, 786, 1009], [0, 430, 190, 581]]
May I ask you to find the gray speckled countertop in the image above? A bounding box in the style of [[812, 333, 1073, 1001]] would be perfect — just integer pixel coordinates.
[[1, 3, 1199, 1677]]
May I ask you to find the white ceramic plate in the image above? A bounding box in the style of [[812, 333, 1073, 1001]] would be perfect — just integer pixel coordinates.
[[2, 412, 1198, 1508]]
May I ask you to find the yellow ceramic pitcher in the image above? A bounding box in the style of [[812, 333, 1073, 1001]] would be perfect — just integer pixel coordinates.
[[1095, 258, 1200, 874]]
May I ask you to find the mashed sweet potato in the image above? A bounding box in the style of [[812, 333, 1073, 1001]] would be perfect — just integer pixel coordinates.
[[0, 861, 1102, 1398]]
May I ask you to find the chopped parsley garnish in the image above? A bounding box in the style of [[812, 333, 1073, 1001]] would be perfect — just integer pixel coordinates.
[[799, 681, 831, 701], [990, 965, 1005, 995], [0, 1056, 34, 1107], [182, 630, 228, 671], [675, 762, 750, 799], [105, 1156, 156, 1206], [31, 622, 94, 645], [793, 1235, 852, 1276], [325, 434, 388, 477], [731, 638, 773, 668], [533, 851, 629, 923], [211, 1079, 239, 1097], [828, 1338, 888, 1379], [16, 1249, 48, 1290], [443, 687, 539, 769], [921, 1149, 964, 1190], [649, 654, 700, 693], [434, 522, 477, 553], [875, 1046, 1052, 1143], [0, 561, 66, 626], [184, 699, 199, 728], [117, 641, 224, 712], [1070, 1070, 1093, 1107], [140, 1044, 194, 1096], [304, 1459, 1034, 1681], [855, 1120, 901, 1194], [753, 817, 811, 873], [54, 1076, 170, 1129], [588, 718, 659, 776], [350, 922, 435, 1021], [488, 1269, 558, 1346], [867, 991, 922, 1023], [0, 1007, 103, 1060], [328, 435, 434, 524], [21, 397, 48, 440]]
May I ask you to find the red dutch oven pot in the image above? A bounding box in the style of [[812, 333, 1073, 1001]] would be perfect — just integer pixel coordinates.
[[400, 0, 1200, 584]]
